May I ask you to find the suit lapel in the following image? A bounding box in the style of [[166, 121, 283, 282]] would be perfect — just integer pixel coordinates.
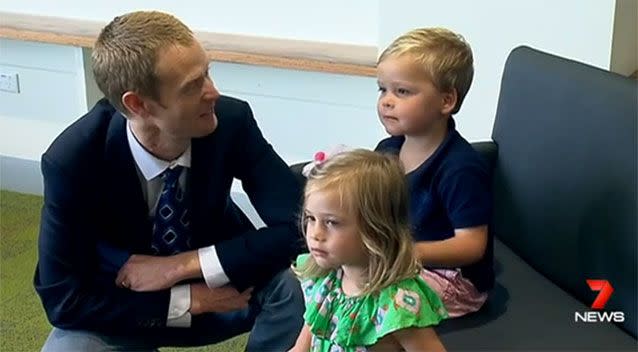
[[103, 112, 152, 253], [190, 133, 238, 248], [189, 137, 213, 247]]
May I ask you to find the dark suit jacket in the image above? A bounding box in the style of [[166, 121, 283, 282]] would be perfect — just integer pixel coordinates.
[[34, 96, 303, 332]]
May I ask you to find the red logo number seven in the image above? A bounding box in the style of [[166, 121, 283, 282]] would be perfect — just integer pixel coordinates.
[[586, 279, 614, 310]]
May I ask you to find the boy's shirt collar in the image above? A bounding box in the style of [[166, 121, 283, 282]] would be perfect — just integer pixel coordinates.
[[384, 117, 456, 156]]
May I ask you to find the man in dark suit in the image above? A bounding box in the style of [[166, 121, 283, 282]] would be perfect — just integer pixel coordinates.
[[35, 10, 304, 351]]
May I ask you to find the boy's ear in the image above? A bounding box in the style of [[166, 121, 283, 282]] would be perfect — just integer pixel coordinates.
[[122, 91, 152, 119], [440, 89, 458, 116]]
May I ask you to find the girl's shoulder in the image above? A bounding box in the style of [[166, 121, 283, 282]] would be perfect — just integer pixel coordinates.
[[373, 275, 449, 331], [303, 272, 448, 349], [295, 253, 311, 268]]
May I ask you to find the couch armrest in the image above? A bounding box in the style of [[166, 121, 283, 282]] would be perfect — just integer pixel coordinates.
[[471, 141, 498, 173], [290, 161, 311, 190]]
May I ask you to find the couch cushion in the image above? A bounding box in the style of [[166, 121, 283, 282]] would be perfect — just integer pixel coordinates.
[[437, 239, 636, 350]]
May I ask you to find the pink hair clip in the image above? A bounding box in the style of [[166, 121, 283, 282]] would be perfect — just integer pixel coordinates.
[[302, 144, 353, 177], [314, 151, 326, 164]]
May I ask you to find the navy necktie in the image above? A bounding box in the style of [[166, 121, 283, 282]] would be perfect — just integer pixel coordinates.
[[152, 166, 191, 255]]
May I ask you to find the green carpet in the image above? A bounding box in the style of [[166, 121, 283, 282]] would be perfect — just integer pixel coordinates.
[[0, 190, 247, 351]]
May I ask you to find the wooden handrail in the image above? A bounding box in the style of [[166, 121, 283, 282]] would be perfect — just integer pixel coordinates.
[[0, 11, 378, 76]]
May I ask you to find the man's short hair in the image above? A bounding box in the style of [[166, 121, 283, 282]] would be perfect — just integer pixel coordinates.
[[92, 11, 194, 113]]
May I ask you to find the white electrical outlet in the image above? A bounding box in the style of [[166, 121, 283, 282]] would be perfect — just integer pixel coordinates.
[[0, 72, 20, 93]]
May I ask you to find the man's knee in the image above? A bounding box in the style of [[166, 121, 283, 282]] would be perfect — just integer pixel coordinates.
[[246, 270, 304, 351], [41, 328, 157, 352], [259, 269, 304, 311], [42, 328, 108, 352]]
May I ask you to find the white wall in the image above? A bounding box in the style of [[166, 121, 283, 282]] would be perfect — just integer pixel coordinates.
[[379, 0, 617, 141], [212, 62, 382, 164], [0, 39, 380, 165], [0, 0, 378, 46], [0, 39, 88, 161]]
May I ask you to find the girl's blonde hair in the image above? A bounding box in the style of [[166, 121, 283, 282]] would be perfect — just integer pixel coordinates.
[[295, 149, 420, 294]]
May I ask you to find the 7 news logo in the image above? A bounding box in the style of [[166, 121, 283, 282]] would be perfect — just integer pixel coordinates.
[[574, 279, 625, 323]]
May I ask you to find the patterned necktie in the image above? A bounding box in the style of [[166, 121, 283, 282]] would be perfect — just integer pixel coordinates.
[[152, 166, 191, 255]]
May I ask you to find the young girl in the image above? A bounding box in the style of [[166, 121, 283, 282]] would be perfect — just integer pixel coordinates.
[[290, 149, 447, 352]]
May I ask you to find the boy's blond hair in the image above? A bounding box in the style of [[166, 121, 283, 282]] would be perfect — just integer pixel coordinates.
[[378, 27, 474, 114], [92, 11, 195, 113], [295, 149, 421, 295]]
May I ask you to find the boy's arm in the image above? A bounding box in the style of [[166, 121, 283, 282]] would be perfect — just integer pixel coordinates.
[[394, 327, 446, 352], [288, 323, 312, 352], [414, 225, 487, 267], [416, 162, 490, 267]]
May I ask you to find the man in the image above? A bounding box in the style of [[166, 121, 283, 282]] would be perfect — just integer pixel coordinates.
[[35, 10, 304, 351]]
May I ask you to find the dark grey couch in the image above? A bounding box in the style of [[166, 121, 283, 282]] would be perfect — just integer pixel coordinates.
[[435, 46, 636, 351], [291, 46, 637, 350]]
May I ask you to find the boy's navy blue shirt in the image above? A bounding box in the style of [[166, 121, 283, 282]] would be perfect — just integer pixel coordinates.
[[375, 118, 494, 292]]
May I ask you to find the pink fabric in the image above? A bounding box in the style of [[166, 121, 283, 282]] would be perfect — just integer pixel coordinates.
[[420, 268, 488, 318]]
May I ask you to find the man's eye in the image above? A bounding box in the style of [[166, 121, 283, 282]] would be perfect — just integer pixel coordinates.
[[183, 84, 197, 95]]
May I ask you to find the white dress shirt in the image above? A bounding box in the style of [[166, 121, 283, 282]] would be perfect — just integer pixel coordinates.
[[126, 122, 230, 327]]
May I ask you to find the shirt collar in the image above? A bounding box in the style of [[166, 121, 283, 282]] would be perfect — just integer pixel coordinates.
[[407, 117, 457, 176], [126, 120, 191, 181]]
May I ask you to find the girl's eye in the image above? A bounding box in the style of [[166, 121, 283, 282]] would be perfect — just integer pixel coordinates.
[[397, 88, 410, 95], [326, 220, 339, 226], [378, 86, 386, 93]]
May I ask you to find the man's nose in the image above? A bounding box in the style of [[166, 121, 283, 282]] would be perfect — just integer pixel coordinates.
[[203, 77, 220, 101]]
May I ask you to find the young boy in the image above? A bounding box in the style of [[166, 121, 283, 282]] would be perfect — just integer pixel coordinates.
[[375, 28, 493, 317]]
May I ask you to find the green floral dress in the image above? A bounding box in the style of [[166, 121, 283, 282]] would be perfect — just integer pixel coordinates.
[[296, 254, 447, 352]]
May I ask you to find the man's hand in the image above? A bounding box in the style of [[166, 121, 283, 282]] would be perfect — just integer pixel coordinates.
[[116, 251, 201, 292], [190, 283, 253, 315]]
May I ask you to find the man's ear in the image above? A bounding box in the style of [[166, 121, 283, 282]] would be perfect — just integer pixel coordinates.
[[440, 89, 458, 115], [122, 91, 150, 118]]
